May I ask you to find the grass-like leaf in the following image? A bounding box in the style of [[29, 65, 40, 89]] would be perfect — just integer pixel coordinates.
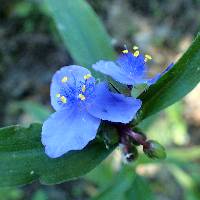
[[133, 33, 200, 124]]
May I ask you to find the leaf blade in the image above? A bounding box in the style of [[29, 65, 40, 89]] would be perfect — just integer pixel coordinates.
[[0, 124, 114, 187], [134, 33, 200, 124], [45, 0, 116, 71]]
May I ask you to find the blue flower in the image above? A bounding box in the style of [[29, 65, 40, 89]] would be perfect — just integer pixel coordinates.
[[42, 65, 142, 158], [92, 48, 173, 86]]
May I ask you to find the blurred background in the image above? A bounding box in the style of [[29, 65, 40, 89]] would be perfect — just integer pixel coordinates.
[[0, 0, 200, 199]]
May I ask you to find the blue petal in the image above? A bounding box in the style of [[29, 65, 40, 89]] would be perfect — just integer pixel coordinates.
[[51, 65, 92, 111], [116, 52, 147, 77], [146, 63, 174, 85], [92, 60, 136, 85], [42, 108, 101, 158], [92, 53, 149, 85], [87, 82, 142, 123]]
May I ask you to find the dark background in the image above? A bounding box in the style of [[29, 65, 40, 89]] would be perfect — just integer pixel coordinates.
[[0, 0, 200, 199]]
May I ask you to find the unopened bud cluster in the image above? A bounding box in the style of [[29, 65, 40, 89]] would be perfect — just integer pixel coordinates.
[[118, 125, 166, 162]]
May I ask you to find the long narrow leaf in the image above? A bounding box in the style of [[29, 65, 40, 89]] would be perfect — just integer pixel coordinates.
[[134, 33, 200, 124]]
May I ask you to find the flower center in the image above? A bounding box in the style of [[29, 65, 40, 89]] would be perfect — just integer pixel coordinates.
[[77, 74, 95, 104], [119, 46, 153, 76], [56, 73, 96, 107]]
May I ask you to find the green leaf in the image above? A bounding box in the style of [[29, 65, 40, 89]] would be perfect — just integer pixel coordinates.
[[32, 190, 48, 200], [85, 158, 116, 189], [0, 124, 114, 187], [134, 33, 200, 124], [168, 165, 200, 200], [167, 146, 200, 162], [126, 175, 155, 200], [92, 166, 155, 200], [92, 166, 135, 200], [45, 0, 115, 75], [0, 188, 23, 200]]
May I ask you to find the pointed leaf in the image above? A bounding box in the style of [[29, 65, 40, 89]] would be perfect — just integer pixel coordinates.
[[134, 33, 200, 124], [0, 123, 114, 187]]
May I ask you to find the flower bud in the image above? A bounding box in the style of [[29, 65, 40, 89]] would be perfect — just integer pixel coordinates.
[[143, 140, 166, 159], [120, 126, 147, 146], [130, 131, 147, 146], [122, 144, 138, 162]]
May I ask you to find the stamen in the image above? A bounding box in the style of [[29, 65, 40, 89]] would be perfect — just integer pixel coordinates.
[[133, 46, 139, 50], [144, 54, 152, 62], [60, 96, 67, 103], [84, 74, 92, 80], [61, 76, 68, 83], [145, 54, 152, 60], [78, 94, 86, 101], [122, 49, 128, 54], [82, 85, 86, 92], [56, 93, 61, 98], [133, 50, 140, 57]]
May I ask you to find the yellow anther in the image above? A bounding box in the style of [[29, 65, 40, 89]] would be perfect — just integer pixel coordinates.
[[60, 96, 67, 103], [82, 85, 86, 92], [133, 50, 140, 57], [84, 74, 92, 80], [61, 76, 68, 83], [122, 49, 128, 54], [56, 93, 61, 98], [78, 94, 86, 101], [144, 54, 152, 62], [145, 54, 152, 60], [133, 46, 139, 50]]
